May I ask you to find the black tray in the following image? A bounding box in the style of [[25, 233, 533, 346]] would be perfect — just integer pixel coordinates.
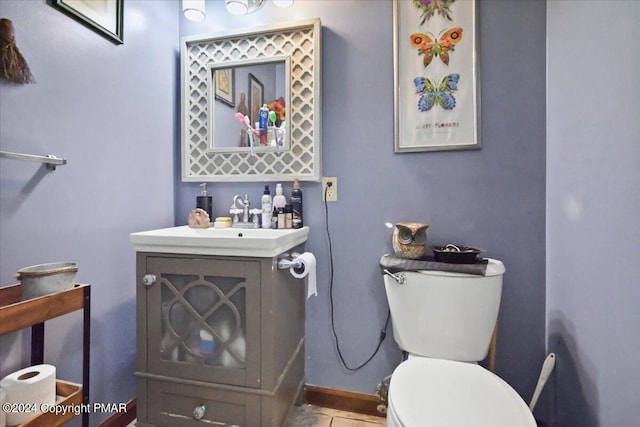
[[432, 245, 483, 264]]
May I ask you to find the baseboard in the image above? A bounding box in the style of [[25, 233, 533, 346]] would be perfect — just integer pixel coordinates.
[[98, 399, 136, 427], [304, 385, 384, 418]]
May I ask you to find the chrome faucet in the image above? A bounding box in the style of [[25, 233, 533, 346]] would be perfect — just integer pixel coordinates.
[[233, 194, 250, 223]]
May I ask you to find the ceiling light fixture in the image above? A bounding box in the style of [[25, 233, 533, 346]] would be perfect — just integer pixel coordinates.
[[183, 0, 206, 21], [225, 0, 251, 15], [272, 0, 294, 7], [225, 0, 293, 16]]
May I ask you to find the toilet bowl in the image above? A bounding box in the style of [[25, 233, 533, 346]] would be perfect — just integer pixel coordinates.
[[380, 257, 536, 426], [386, 358, 536, 426]]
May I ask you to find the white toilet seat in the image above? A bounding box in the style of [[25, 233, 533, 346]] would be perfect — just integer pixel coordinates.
[[387, 357, 537, 427]]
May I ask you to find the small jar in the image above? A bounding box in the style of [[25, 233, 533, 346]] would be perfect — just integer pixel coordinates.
[[277, 207, 286, 229], [285, 204, 293, 229], [272, 207, 279, 229]]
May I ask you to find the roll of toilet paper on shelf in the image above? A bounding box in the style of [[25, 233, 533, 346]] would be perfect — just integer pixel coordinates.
[[290, 252, 317, 299], [0, 364, 56, 426]]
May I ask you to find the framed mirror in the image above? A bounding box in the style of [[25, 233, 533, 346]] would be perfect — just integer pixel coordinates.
[[208, 56, 291, 153], [181, 19, 322, 182]]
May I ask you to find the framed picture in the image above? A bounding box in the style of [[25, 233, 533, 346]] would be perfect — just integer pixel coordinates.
[[248, 73, 264, 128], [214, 68, 235, 107], [394, 0, 479, 152], [52, 0, 123, 44]]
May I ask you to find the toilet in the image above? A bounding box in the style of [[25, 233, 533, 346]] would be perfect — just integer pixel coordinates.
[[382, 258, 536, 426]]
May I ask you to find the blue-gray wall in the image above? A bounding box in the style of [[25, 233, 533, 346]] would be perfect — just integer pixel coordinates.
[[547, 1, 640, 426], [17, 1, 638, 426], [178, 0, 547, 408], [4, 1, 638, 425], [0, 1, 177, 425]]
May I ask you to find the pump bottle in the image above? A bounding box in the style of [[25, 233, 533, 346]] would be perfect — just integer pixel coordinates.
[[196, 183, 213, 222]]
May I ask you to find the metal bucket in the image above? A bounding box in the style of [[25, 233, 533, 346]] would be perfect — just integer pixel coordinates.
[[16, 262, 78, 300]]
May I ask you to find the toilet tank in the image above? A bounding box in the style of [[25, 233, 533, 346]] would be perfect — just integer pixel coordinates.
[[383, 259, 505, 362]]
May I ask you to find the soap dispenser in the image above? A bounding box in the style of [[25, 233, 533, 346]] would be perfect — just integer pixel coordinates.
[[196, 183, 213, 221]]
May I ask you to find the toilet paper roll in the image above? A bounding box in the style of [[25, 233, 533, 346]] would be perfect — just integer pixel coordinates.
[[0, 364, 56, 426], [290, 252, 317, 299]]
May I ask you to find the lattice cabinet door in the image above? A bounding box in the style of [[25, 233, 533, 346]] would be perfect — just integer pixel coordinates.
[[142, 256, 261, 388]]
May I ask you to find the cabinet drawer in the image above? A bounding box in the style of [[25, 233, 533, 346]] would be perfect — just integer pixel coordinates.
[[146, 379, 261, 426]]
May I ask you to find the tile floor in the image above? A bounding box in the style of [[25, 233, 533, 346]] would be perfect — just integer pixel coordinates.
[[285, 404, 386, 427], [127, 404, 386, 426]]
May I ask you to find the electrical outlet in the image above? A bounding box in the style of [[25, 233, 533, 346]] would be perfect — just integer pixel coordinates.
[[322, 177, 338, 202]]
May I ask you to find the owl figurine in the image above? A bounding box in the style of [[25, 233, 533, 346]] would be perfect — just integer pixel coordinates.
[[392, 222, 429, 259]]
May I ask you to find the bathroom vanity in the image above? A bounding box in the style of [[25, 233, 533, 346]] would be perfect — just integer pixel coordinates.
[[131, 226, 309, 427]]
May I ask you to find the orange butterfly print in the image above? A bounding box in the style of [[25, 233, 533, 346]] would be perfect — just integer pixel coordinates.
[[410, 27, 463, 68]]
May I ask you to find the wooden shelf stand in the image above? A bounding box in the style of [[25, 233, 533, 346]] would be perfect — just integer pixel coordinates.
[[0, 284, 90, 427]]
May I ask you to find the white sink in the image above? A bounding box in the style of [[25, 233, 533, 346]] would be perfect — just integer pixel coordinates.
[[130, 226, 309, 257]]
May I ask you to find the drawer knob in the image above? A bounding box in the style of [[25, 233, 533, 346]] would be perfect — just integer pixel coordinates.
[[193, 404, 206, 420], [142, 274, 157, 286]]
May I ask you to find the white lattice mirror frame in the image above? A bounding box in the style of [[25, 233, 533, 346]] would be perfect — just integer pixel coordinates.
[[181, 19, 322, 182]]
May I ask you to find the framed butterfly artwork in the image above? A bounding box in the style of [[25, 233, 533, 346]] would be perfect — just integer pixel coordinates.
[[393, 0, 479, 152]]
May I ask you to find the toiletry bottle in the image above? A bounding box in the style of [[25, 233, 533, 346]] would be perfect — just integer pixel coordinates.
[[291, 179, 303, 228], [258, 104, 269, 145], [285, 204, 293, 229], [273, 183, 287, 210], [277, 207, 286, 229], [261, 185, 272, 229], [272, 206, 279, 229], [200, 329, 216, 365], [196, 183, 213, 223]]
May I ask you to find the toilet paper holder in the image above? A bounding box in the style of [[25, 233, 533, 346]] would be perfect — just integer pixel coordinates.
[[277, 252, 303, 270]]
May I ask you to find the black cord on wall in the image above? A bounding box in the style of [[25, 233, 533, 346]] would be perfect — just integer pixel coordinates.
[[324, 184, 390, 371]]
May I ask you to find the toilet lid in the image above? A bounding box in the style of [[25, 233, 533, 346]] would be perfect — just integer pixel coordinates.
[[388, 358, 536, 427]]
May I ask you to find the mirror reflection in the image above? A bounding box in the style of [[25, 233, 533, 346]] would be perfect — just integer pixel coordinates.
[[208, 56, 291, 152]]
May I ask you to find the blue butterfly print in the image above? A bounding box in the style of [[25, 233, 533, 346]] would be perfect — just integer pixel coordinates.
[[414, 74, 460, 111]]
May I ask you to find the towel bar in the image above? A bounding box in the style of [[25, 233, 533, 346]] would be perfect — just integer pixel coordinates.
[[0, 150, 67, 170]]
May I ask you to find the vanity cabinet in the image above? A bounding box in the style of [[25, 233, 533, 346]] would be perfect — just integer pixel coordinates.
[[135, 250, 305, 427]]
